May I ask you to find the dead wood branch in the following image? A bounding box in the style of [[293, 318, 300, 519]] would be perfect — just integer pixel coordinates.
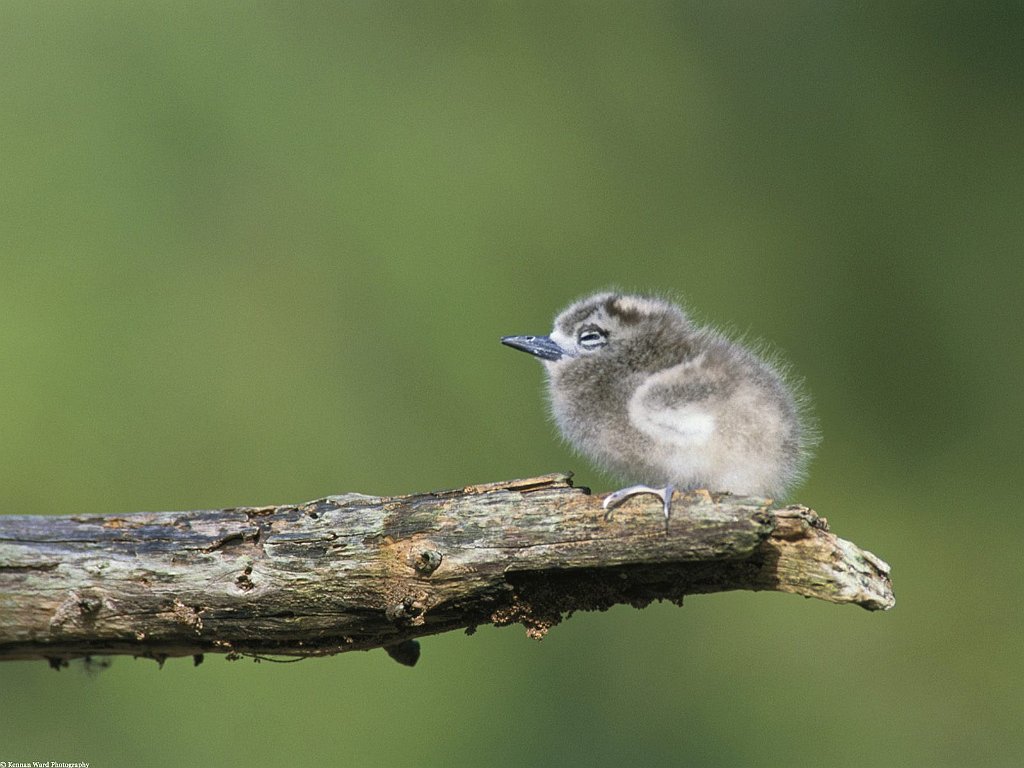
[[0, 473, 893, 666]]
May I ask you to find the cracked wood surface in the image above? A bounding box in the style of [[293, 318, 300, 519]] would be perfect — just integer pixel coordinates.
[[0, 473, 893, 664]]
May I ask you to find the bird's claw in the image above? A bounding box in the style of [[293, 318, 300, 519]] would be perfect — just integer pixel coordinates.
[[602, 485, 675, 530]]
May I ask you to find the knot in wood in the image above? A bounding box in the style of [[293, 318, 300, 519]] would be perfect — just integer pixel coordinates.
[[385, 596, 426, 626], [414, 549, 443, 575]]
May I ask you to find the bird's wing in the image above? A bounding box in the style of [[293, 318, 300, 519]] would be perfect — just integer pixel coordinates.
[[626, 357, 721, 449]]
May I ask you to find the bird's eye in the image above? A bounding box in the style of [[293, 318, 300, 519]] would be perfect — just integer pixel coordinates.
[[578, 326, 608, 350]]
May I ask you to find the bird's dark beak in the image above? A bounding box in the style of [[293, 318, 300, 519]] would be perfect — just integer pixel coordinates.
[[501, 334, 564, 361]]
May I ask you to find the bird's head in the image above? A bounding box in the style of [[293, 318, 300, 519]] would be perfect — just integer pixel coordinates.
[[502, 292, 694, 374]]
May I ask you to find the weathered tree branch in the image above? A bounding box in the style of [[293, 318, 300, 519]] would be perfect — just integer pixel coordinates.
[[0, 473, 893, 666]]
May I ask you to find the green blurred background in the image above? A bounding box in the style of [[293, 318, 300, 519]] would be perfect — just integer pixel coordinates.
[[1, 2, 1021, 766]]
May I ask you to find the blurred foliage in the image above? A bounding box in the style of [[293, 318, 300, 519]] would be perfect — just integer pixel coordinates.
[[1, 3, 1021, 767]]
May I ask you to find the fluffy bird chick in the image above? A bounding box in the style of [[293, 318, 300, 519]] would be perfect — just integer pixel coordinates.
[[502, 292, 814, 522]]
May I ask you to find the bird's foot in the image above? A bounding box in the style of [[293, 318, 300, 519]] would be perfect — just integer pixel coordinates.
[[603, 484, 675, 530]]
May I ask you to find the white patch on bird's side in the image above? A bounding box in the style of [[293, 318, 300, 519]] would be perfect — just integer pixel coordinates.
[[627, 360, 716, 448]]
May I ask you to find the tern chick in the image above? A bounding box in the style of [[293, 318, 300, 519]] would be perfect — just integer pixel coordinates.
[[502, 292, 815, 523]]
